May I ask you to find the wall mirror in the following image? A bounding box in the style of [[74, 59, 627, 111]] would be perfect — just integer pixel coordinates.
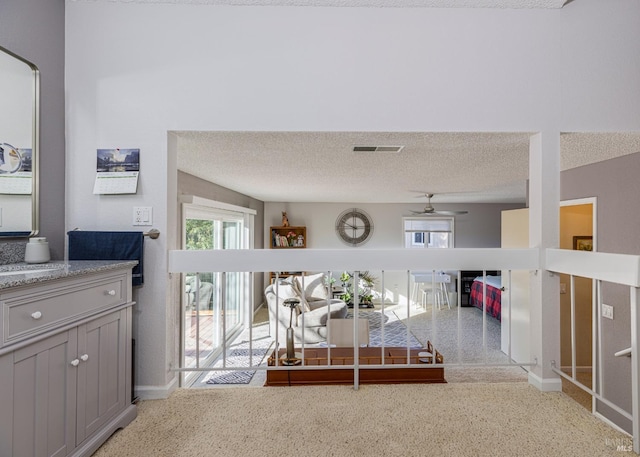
[[0, 46, 39, 237]]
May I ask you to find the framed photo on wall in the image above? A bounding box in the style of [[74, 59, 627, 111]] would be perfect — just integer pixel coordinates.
[[573, 236, 593, 251]]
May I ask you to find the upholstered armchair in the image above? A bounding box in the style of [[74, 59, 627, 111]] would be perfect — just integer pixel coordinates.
[[265, 273, 348, 345], [184, 275, 213, 310]]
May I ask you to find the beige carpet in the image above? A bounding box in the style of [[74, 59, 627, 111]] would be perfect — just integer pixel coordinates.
[[92, 383, 633, 457]]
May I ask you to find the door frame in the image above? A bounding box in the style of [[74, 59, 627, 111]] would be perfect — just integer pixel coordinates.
[[179, 195, 256, 386], [560, 196, 597, 413]]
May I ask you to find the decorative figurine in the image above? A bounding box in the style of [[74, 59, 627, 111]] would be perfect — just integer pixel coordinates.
[[282, 211, 290, 227]]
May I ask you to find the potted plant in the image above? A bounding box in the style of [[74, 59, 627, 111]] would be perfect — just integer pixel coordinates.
[[339, 271, 377, 308]]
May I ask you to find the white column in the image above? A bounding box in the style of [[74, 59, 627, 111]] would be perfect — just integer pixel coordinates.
[[528, 131, 562, 391]]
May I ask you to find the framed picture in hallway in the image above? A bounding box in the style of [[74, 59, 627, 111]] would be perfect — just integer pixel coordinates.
[[573, 236, 593, 251]]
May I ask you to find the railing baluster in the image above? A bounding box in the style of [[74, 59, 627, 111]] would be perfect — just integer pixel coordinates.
[[482, 270, 487, 364], [249, 271, 253, 367], [275, 273, 280, 357], [431, 269, 436, 353], [570, 274, 577, 380], [353, 271, 360, 390], [457, 270, 462, 365], [300, 273, 305, 365], [327, 270, 332, 369], [507, 269, 512, 364], [406, 270, 411, 364], [597, 279, 604, 405], [630, 285, 639, 454], [195, 273, 201, 369], [221, 271, 227, 369], [381, 270, 385, 365]]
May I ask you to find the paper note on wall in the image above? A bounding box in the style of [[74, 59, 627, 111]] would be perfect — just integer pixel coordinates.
[[93, 171, 139, 194]]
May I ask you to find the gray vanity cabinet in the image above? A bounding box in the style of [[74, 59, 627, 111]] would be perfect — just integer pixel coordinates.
[[76, 309, 129, 444], [0, 266, 137, 457], [8, 328, 78, 457]]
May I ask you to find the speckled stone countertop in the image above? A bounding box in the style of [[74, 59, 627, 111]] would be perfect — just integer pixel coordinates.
[[0, 260, 138, 290]]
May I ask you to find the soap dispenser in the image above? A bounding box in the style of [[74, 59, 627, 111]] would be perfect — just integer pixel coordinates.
[[24, 237, 51, 264]]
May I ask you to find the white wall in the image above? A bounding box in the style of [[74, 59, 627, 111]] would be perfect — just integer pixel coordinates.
[[65, 0, 640, 396], [264, 201, 517, 249], [265, 201, 520, 305]]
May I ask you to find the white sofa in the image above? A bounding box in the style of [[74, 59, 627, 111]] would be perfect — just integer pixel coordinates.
[[265, 273, 348, 344]]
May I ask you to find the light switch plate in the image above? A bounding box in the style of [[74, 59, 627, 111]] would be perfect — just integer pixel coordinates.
[[602, 303, 614, 320], [133, 206, 153, 226]]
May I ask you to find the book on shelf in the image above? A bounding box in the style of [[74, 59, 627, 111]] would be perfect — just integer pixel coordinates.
[[272, 232, 289, 247]]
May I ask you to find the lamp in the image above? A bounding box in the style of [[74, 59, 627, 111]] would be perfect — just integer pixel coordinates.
[[282, 298, 301, 365]]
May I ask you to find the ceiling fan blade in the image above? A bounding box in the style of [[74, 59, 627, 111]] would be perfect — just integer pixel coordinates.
[[434, 210, 468, 216], [410, 192, 468, 216]]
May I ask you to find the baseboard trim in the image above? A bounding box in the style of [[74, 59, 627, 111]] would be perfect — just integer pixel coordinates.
[[69, 404, 137, 457], [135, 376, 179, 400], [528, 371, 562, 392]]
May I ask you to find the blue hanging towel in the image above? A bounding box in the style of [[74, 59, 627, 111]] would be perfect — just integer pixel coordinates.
[[67, 231, 144, 286]]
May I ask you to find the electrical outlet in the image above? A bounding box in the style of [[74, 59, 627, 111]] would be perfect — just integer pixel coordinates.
[[602, 303, 614, 320], [133, 206, 153, 226]]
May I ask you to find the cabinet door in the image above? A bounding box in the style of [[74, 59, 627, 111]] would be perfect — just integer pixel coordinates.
[[76, 309, 127, 444], [7, 329, 77, 457]]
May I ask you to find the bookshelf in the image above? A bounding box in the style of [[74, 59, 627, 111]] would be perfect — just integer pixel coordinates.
[[270, 226, 306, 249], [269, 226, 306, 282]]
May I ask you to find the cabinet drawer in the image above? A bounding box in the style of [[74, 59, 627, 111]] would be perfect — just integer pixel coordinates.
[[3, 274, 127, 345]]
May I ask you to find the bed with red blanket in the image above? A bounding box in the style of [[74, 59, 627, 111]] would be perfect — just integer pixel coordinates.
[[469, 276, 502, 321]]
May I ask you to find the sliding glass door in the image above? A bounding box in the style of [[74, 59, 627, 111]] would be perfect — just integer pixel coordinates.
[[181, 203, 249, 386], [221, 221, 242, 333]]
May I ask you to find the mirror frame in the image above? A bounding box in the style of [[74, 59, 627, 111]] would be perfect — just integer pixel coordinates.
[[0, 45, 39, 237]]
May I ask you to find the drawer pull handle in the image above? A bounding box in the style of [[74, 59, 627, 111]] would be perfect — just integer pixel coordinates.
[[70, 359, 80, 367], [106, 290, 116, 296], [80, 354, 89, 362], [31, 311, 42, 320]]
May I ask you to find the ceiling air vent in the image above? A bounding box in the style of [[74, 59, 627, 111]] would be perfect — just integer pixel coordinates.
[[353, 145, 404, 153]]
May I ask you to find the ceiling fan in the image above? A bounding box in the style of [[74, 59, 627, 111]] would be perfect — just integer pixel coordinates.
[[410, 193, 468, 216]]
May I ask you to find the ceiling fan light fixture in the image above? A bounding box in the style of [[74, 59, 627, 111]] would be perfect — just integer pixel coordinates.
[[411, 192, 469, 216]]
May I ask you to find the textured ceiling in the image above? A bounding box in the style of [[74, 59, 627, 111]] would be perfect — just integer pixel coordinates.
[[73, 0, 570, 7], [175, 131, 640, 204]]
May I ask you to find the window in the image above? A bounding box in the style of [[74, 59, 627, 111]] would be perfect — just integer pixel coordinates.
[[403, 217, 454, 248]]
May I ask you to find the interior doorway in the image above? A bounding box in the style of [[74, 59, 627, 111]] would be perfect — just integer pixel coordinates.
[[559, 198, 596, 410]]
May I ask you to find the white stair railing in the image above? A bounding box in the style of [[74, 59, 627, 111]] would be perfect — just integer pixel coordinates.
[[170, 246, 640, 454], [546, 248, 640, 454], [615, 348, 632, 357]]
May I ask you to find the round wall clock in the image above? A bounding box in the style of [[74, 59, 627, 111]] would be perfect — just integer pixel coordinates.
[[335, 208, 374, 247]]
